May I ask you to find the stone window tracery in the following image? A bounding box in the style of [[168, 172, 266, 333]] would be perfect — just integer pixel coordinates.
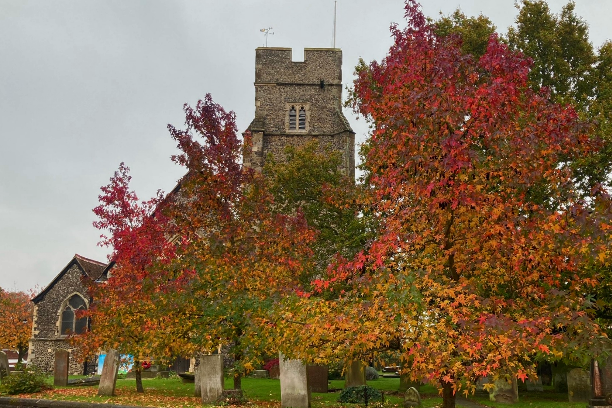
[[286, 103, 309, 132], [60, 294, 88, 335]]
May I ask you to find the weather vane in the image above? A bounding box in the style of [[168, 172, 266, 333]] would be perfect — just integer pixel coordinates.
[[260, 27, 274, 47]]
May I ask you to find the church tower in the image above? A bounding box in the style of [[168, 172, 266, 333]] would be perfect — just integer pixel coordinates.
[[244, 47, 355, 179]]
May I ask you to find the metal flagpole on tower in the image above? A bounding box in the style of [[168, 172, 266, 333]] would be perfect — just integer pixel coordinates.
[[333, 1, 337, 48]]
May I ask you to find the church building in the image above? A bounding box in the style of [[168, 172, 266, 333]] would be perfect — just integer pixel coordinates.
[[28, 47, 355, 373]]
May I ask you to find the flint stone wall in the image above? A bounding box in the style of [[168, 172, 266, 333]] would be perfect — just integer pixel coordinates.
[[245, 47, 355, 180], [28, 264, 89, 375]]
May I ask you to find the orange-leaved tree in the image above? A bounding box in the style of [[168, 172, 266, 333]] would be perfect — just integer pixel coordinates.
[[162, 95, 316, 390], [277, 2, 612, 408], [0, 289, 33, 363]]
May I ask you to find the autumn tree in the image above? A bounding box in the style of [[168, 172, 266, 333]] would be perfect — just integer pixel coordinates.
[[76, 163, 182, 393], [0, 289, 33, 363], [264, 141, 368, 282], [155, 95, 315, 390], [434, 10, 496, 60], [277, 2, 612, 408], [438, 1, 612, 192]]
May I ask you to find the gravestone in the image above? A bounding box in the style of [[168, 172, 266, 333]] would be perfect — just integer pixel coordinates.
[[568, 368, 591, 403], [199, 354, 224, 404], [98, 349, 120, 396], [589, 357, 612, 407], [194, 357, 201, 397], [404, 387, 422, 408], [526, 377, 543, 391], [475, 376, 490, 393], [269, 364, 280, 379], [552, 364, 569, 392], [307, 365, 328, 393], [280, 353, 310, 408], [0, 351, 10, 380], [54, 350, 69, 386], [253, 369, 269, 378], [489, 378, 518, 403], [345, 360, 366, 388]]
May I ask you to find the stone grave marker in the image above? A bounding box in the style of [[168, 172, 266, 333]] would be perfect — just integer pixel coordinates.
[[280, 353, 310, 408], [252, 369, 269, 378], [54, 350, 69, 386], [526, 377, 543, 391], [589, 357, 612, 407], [552, 364, 569, 392], [307, 365, 328, 393], [200, 354, 224, 404], [345, 360, 366, 388], [489, 378, 518, 403], [98, 349, 120, 396], [194, 357, 201, 397], [404, 387, 422, 408], [567, 368, 590, 403], [0, 351, 9, 380]]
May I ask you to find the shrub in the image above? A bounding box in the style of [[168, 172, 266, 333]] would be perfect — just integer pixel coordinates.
[[0, 365, 51, 395], [338, 385, 383, 404], [365, 366, 379, 380], [262, 358, 279, 371]]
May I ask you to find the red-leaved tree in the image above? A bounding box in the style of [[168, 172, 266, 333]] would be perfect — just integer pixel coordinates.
[[277, 2, 612, 408], [77, 163, 183, 393]]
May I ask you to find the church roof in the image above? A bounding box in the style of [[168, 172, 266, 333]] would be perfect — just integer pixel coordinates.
[[32, 254, 107, 304]]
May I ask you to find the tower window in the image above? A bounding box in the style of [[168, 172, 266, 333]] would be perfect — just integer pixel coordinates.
[[299, 107, 306, 130], [286, 103, 309, 132], [289, 106, 297, 130]]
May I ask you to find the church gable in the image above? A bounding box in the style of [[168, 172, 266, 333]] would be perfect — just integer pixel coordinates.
[[29, 254, 105, 374]]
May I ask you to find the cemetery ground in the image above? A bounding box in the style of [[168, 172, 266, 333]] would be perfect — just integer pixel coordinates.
[[1, 374, 587, 408]]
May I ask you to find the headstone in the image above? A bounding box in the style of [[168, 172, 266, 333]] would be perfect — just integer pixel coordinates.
[[54, 350, 69, 386], [567, 368, 591, 403], [489, 378, 518, 403], [404, 387, 422, 408], [476, 376, 490, 393], [269, 364, 280, 379], [526, 377, 543, 391], [194, 357, 201, 397], [590, 357, 612, 407], [307, 365, 328, 393], [345, 360, 366, 388], [98, 349, 120, 396], [280, 352, 310, 408], [0, 351, 10, 379], [552, 364, 569, 392], [253, 369, 269, 378], [200, 354, 224, 404]]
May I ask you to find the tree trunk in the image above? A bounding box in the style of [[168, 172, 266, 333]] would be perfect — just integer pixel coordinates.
[[17, 345, 27, 363], [442, 380, 455, 408], [233, 332, 243, 390], [233, 372, 242, 390], [134, 360, 144, 393]]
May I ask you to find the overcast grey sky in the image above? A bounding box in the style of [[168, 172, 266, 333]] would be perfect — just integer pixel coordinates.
[[1, 0, 610, 294]]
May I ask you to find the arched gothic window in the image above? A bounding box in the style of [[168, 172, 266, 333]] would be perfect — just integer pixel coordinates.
[[60, 295, 88, 335], [289, 106, 297, 130]]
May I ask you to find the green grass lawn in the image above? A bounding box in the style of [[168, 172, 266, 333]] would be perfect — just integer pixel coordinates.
[[5, 374, 586, 408], [470, 389, 588, 408]]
